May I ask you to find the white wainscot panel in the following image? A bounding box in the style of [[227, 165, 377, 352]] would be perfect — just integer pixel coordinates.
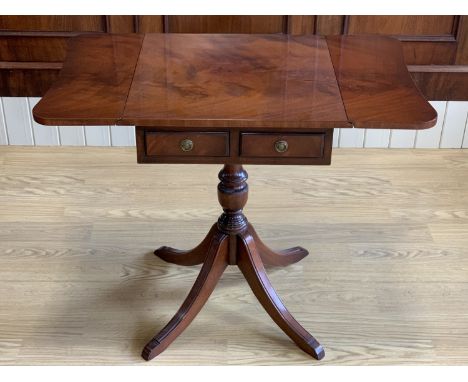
[[0, 98, 8, 145], [440, 101, 468, 148], [332, 128, 340, 148], [58, 126, 85, 146], [27, 97, 59, 146], [2, 97, 34, 145], [339, 127, 365, 148], [415, 101, 447, 148], [84, 125, 111, 146], [364, 129, 390, 148], [390, 129, 416, 148], [464, 125, 468, 149], [1, 98, 468, 148], [110, 125, 136, 146]]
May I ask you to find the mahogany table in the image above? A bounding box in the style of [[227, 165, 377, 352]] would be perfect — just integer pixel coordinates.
[[33, 33, 437, 362]]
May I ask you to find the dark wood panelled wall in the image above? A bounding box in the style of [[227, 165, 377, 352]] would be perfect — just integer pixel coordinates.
[[1, 15, 467, 99]]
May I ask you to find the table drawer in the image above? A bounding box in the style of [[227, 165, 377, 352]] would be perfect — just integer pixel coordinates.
[[145, 131, 229, 157], [240, 133, 324, 158]]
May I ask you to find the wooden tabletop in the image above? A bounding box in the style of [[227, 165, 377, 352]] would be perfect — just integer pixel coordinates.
[[33, 33, 437, 130]]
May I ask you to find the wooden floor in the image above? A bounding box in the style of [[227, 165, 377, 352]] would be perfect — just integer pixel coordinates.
[[0, 147, 468, 365]]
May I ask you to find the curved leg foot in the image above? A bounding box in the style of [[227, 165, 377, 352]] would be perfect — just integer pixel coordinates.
[[154, 224, 218, 266], [247, 224, 309, 267], [237, 232, 324, 360], [142, 231, 229, 361]]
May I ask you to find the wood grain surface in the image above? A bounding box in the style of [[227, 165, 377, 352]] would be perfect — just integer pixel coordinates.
[[33, 33, 437, 132], [145, 131, 229, 158], [240, 133, 324, 158], [1, 147, 467, 365], [327, 35, 437, 129], [32, 34, 144, 126], [122, 34, 348, 129]]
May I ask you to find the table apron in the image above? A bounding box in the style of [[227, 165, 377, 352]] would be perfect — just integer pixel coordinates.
[[136, 127, 334, 165]]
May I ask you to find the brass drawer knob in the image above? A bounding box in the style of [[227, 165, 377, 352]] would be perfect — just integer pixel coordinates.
[[274, 140, 288, 153], [180, 138, 194, 152]]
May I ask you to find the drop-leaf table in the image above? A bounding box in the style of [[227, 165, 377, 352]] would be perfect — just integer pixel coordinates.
[[33, 33, 437, 361]]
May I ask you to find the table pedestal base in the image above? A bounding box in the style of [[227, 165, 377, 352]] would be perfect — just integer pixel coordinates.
[[141, 165, 324, 361]]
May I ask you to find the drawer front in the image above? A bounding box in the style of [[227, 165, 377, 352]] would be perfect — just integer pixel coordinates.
[[240, 133, 324, 158], [145, 131, 229, 157]]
